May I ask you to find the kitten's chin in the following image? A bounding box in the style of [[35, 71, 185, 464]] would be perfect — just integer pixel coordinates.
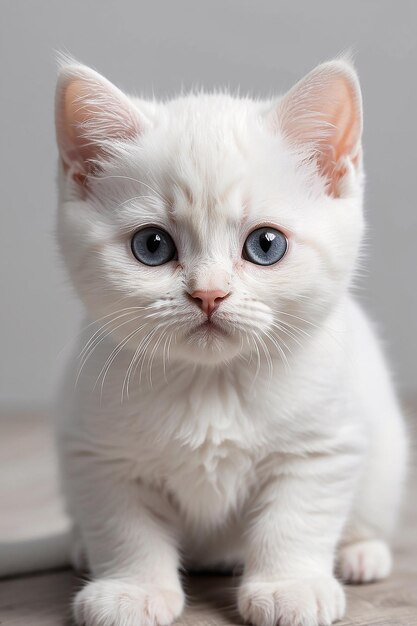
[[176, 322, 242, 365]]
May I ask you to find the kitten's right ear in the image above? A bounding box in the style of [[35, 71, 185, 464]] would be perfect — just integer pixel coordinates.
[[267, 59, 363, 197], [55, 60, 147, 180]]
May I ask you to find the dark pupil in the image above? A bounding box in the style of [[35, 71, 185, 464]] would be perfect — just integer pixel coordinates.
[[259, 232, 276, 253], [146, 233, 161, 253]]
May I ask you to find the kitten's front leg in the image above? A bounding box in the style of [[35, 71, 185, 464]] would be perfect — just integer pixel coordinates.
[[67, 459, 184, 626], [238, 452, 359, 626]]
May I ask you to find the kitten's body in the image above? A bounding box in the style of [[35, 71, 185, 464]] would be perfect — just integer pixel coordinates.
[[52, 61, 407, 626], [61, 298, 404, 567]]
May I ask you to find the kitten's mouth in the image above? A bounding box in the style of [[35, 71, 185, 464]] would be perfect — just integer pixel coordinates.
[[181, 317, 240, 363], [192, 319, 230, 338]]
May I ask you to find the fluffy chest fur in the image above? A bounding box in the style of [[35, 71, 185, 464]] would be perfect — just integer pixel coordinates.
[[63, 303, 357, 531]]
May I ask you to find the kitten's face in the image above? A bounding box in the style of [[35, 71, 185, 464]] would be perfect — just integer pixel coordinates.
[[56, 61, 364, 367]]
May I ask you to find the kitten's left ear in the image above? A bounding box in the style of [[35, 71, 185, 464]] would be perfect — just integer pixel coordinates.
[[268, 60, 363, 196], [55, 60, 148, 180]]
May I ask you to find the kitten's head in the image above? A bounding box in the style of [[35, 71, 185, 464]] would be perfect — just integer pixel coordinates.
[[56, 59, 364, 367]]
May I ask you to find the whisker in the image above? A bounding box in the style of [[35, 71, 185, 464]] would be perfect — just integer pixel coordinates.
[[128, 319, 181, 391], [269, 321, 305, 349], [56, 298, 140, 359], [79, 308, 144, 361], [250, 333, 261, 385], [95, 323, 149, 398], [137, 326, 168, 387], [76, 313, 144, 388], [162, 332, 171, 382], [263, 328, 291, 372], [124, 324, 163, 398], [148, 326, 170, 387], [255, 332, 273, 378]]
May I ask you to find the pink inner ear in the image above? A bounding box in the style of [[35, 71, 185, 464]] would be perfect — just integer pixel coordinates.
[[273, 61, 363, 196], [63, 80, 102, 165], [321, 75, 361, 160], [55, 66, 142, 177]]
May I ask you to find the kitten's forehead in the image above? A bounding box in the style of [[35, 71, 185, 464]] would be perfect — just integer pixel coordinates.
[[162, 95, 254, 223], [153, 95, 313, 229], [100, 93, 311, 236], [170, 171, 246, 225]]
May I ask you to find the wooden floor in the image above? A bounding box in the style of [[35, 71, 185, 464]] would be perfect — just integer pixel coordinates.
[[1, 412, 416, 625]]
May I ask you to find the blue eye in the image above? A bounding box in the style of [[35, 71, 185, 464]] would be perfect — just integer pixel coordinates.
[[131, 227, 177, 266], [243, 227, 287, 266]]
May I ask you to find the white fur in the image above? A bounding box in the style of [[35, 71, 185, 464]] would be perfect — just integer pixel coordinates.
[[52, 59, 408, 626]]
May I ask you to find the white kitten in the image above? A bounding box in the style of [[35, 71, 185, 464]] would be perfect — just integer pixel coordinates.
[[52, 59, 407, 626]]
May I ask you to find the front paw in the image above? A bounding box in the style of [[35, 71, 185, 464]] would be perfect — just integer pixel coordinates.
[[337, 539, 392, 583], [238, 576, 345, 626], [73, 579, 185, 626]]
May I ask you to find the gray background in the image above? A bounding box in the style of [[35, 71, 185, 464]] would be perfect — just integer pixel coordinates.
[[1, 0, 416, 408]]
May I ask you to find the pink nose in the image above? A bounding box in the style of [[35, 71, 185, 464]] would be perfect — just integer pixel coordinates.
[[189, 289, 229, 317]]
